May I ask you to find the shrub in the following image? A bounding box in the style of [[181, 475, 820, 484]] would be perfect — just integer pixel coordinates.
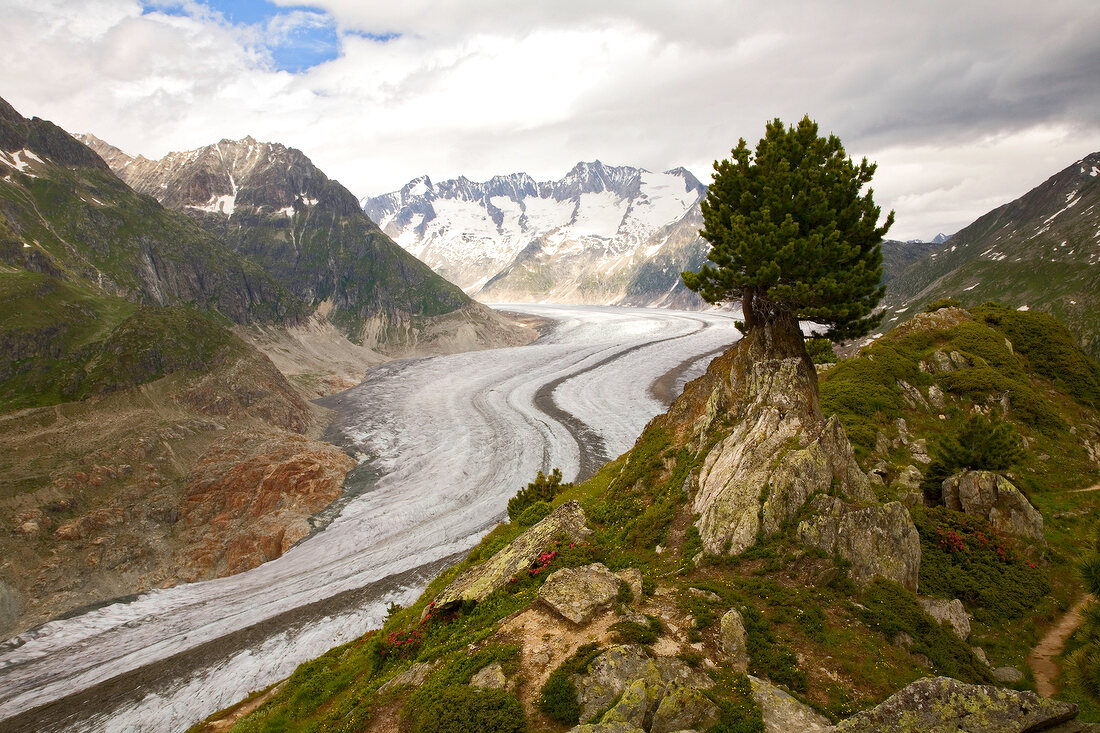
[[538, 644, 602, 725], [806, 337, 838, 364], [925, 298, 961, 312], [913, 507, 1050, 622], [410, 685, 526, 733], [741, 604, 807, 693], [515, 500, 552, 527], [507, 468, 569, 522], [611, 615, 663, 644], [858, 578, 993, 684]]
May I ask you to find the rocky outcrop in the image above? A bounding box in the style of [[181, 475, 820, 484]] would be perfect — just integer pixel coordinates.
[[749, 675, 831, 732], [538, 563, 623, 624], [178, 430, 354, 581], [797, 496, 921, 591], [650, 683, 720, 733], [691, 315, 876, 555], [919, 598, 971, 640], [573, 645, 712, 726], [941, 470, 1045, 541], [435, 501, 592, 607], [470, 661, 508, 689], [829, 676, 1078, 732], [719, 608, 748, 666]]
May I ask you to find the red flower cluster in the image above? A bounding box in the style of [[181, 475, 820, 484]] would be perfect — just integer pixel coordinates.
[[420, 601, 435, 626], [529, 549, 556, 576], [379, 629, 424, 658], [937, 527, 967, 553]]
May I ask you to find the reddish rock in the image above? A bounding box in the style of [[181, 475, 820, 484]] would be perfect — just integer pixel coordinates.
[[177, 430, 354, 581]]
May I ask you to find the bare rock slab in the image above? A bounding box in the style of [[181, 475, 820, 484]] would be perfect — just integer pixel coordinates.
[[830, 676, 1078, 732], [650, 683, 719, 733], [539, 562, 622, 625], [942, 470, 1044, 541], [435, 500, 592, 607], [797, 496, 921, 591], [920, 598, 971, 640], [719, 608, 748, 667], [750, 675, 831, 732]]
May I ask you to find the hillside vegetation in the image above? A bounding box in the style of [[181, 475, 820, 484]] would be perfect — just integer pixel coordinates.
[[201, 304, 1100, 732]]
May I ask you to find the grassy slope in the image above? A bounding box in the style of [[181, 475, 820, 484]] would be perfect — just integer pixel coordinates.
[[213, 304, 1100, 732], [0, 270, 248, 412]]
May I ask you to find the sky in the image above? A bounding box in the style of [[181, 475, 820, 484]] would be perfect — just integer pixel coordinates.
[[2, 1, 1099, 240]]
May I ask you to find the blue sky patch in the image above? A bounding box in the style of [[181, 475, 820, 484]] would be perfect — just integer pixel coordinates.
[[142, 1, 353, 73]]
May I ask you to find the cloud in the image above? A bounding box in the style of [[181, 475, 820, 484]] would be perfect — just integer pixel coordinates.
[[1, 0, 1098, 240]]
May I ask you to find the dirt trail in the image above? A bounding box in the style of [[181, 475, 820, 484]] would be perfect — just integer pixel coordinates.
[[1029, 594, 1093, 697], [1072, 483, 1100, 493]]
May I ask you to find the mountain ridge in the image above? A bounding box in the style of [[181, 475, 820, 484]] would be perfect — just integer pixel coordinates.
[[363, 161, 709, 308]]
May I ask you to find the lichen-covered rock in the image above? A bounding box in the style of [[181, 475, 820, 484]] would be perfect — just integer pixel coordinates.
[[470, 661, 507, 689], [0, 581, 20, 638], [650, 683, 719, 733], [919, 598, 971, 640], [941, 470, 1044, 541], [600, 678, 650, 728], [435, 500, 592, 607], [829, 676, 1078, 732], [749, 675, 831, 732], [993, 666, 1025, 684], [691, 316, 875, 555], [377, 660, 438, 693], [539, 563, 622, 624], [893, 465, 923, 492], [797, 496, 921, 591], [567, 723, 646, 733], [719, 609, 748, 666], [575, 645, 665, 723]]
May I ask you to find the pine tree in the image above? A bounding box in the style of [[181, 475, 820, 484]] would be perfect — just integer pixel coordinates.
[[682, 116, 893, 339], [936, 414, 1024, 472]]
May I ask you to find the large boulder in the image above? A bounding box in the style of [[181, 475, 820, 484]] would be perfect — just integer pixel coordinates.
[[568, 724, 645, 733], [600, 678, 650, 729], [538, 563, 622, 625], [750, 675, 831, 732], [919, 598, 971, 640], [692, 316, 875, 555], [829, 676, 1079, 732], [435, 500, 592, 607], [797, 496, 921, 591], [941, 470, 1044, 541], [650, 683, 720, 733], [573, 645, 711, 725], [719, 609, 748, 667]]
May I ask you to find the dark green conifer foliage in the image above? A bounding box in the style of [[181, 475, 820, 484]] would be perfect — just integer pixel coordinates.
[[506, 468, 568, 522], [937, 414, 1024, 472], [683, 116, 893, 340]]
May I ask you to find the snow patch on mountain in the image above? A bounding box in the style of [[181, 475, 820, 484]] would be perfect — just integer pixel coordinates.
[[361, 161, 708, 306]]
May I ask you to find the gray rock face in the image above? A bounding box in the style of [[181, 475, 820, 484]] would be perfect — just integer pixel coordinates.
[[993, 666, 1026, 684], [0, 581, 20, 638], [692, 316, 875, 555], [568, 723, 646, 733], [573, 645, 712, 725], [719, 609, 748, 666], [377, 660, 438, 693], [601, 678, 650, 728], [539, 563, 622, 625], [749, 675, 831, 732], [941, 470, 1045, 541], [470, 661, 507, 689], [617, 568, 644, 604], [650, 684, 719, 733], [797, 496, 921, 591], [435, 500, 592, 607], [830, 676, 1078, 732], [919, 598, 971, 640]]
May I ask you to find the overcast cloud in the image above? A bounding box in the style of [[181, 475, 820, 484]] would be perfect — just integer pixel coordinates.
[[2, 0, 1098, 239]]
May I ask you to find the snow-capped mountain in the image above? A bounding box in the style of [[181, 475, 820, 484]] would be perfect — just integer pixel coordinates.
[[363, 161, 709, 307], [76, 133, 527, 353]]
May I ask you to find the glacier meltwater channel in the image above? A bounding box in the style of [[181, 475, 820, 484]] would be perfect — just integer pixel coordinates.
[[0, 305, 740, 732]]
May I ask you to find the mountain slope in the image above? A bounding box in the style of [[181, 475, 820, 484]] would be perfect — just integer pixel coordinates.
[[0, 99, 304, 326], [363, 162, 709, 307], [882, 153, 1100, 357], [81, 134, 525, 352]]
